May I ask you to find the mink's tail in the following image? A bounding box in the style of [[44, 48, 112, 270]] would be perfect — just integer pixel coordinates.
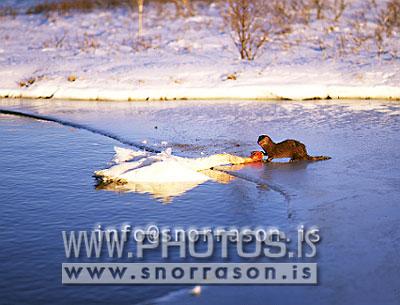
[[306, 155, 331, 161]]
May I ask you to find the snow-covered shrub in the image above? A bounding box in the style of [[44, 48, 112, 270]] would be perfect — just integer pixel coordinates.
[[223, 0, 292, 60]]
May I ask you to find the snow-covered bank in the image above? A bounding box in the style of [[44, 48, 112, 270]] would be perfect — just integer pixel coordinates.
[[1, 83, 400, 101], [1, 2, 399, 101]]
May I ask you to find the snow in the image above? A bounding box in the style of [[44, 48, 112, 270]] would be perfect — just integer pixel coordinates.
[[112, 146, 149, 163], [0, 1, 399, 101]]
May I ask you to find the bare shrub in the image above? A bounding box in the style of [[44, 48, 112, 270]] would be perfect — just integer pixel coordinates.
[[348, 0, 399, 57], [298, 0, 350, 59], [42, 32, 68, 49], [223, 0, 292, 61], [379, 0, 400, 37], [132, 34, 161, 52], [172, 0, 194, 17], [307, 0, 348, 21], [79, 33, 101, 52], [347, 9, 371, 55], [375, 0, 400, 56], [311, 0, 327, 19], [332, 0, 347, 21], [290, 0, 312, 25]]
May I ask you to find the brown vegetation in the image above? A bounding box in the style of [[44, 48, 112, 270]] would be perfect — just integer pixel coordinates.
[[172, 0, 195, 17], [349, 0, 400, 57], [26, 0, 131, 14], [223, 0, 292, 60], [24, 0, 203, 15]]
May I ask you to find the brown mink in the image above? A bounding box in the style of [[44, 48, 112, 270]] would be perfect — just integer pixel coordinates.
[[258, 135, 331, 162]]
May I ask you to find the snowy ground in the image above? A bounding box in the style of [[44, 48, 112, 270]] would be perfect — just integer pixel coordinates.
[[0, 1, 399, 101]]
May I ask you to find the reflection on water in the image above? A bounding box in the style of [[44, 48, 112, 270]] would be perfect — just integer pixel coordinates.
[[96, 180, 209, 203], [95, 163, 241, 203]]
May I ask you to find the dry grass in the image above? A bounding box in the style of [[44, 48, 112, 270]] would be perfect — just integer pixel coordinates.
[[25, 0, 207, 15], [26, 0, 131, 14]]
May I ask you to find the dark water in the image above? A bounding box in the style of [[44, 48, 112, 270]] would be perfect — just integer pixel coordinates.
[[0, 99, 399, 305]]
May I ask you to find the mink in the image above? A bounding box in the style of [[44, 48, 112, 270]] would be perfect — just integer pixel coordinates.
[[258, 135, 331, 162]]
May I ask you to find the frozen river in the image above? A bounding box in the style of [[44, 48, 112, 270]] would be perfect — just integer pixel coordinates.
[[0, 99, 399, 304]]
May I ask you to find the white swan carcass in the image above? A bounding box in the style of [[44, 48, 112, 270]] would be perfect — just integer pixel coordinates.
[[94, 146, 258, 202], [95, 146, 254, 184]]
